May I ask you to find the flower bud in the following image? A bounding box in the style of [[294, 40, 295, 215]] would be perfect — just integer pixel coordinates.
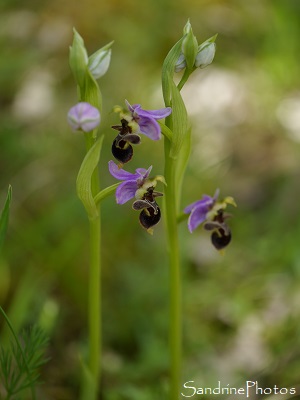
[[194, 34, 217, 69], [88, 41, 113, 79], [69, 29, 89, 88], [67, 102, 100, 132], [183, 19, 192, 36], [174, 53, 186, 73], [182, 20, 198, 70]]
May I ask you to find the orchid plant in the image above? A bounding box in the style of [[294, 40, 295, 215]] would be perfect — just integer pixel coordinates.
[[68, 21, 236, 400]]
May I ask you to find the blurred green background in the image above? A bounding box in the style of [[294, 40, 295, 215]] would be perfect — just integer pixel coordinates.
[[1, 0, 300, 398]]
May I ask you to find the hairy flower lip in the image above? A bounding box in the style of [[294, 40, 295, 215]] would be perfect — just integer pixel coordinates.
[[111, 118, 141, 163], [111, 138, 133, 165], [139, 205, 161, 231]]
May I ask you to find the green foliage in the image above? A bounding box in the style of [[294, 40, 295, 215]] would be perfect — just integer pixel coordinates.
[[0, 324, 49, 399], [161, 36, 185, 106], [2, 0, 300, 398], [167, 74, 189, 159], [76, 135, 104, 219], [69, 29, 104, 115]]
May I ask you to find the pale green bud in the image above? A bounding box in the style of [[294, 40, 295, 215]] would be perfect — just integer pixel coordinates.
[[195, 34, 217, 69], [183, 19, 192, 36], [181, 20, 198, 70], [174, 53, 186, 73], [69, 28, 89, 88], [88, 41, 113, 79]]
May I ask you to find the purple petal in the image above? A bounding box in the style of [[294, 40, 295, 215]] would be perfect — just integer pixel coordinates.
[[125, 100, 172, 120], [136, 165, 152, 180], [67, 102, 100, 132], [108, 160, 139, 181], [184, 195, 214, 214], [116, 180, 137, 204], [125, 99, 138, 113], [138, 116, 161, 140], [136, 107, 172, 120], [187, 204, 209, 233], [213, 188, 220, 201]]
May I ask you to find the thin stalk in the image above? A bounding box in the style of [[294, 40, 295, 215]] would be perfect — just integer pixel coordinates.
[[88, 213, 101, 390], [164, 139, 182, 400], [94, 183, 120, 205], [85, 134, 101, 397], [177, 69, 190, 92]]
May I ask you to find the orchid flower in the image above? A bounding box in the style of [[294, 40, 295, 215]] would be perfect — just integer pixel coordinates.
[[125, 100, 172, 141], [108, 160, 152, 204], [108, 160, 165, 232], [184, 189, 236, 250], [110, 101, 172, 164]]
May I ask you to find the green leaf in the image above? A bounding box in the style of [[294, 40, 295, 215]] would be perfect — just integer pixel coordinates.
[[76, 136, 104, 219], [161, 35, 185, 106], [94, 182, 120, 205], [88, 41, 114, 80], [0, 185, 12, 253], [168, 74, 188, 159], [158, 121, 173, 142], [70, 29, 103, 120], [80, 69, 102, 116], [69, 28, 89, 89], [182, 21, 198, 70], [175, 126, 191, 210]]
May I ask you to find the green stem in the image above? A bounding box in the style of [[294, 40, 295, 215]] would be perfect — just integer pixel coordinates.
[[94, 183, 120, 205], [88, 214, 101, 390], [164, 139, 182, 400], [85, 134, 101, 398], [177, 68, 194, 92]]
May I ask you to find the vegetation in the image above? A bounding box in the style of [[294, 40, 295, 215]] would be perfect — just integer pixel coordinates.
[[1, 0, 300, 398]]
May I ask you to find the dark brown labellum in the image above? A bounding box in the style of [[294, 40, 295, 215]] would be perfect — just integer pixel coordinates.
[[139, 206, 161, 230], [111, 138, 133, 164], [211, 228, 231, 250]]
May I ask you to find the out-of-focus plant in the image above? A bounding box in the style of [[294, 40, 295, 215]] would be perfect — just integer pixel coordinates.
[[0, 318, 49, 400], [0, 187, 49, 399]]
